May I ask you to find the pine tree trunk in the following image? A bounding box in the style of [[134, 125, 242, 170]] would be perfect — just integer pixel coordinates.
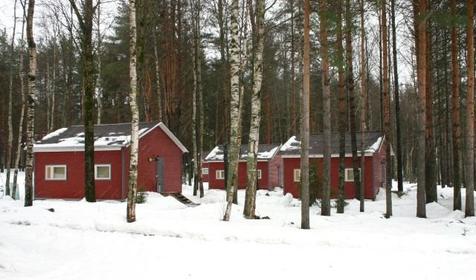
[[5, 0, 18, 197], [197, 0, 204, 198], [24, 0, 37, 207], [223, 0, 242, 221], [415, 0, 427, 218], [319, 0, 331, 216], [300, 0, 311, 229], [127, 0, 139, 223], [13, 9, 26, 200], [391, 0, 403, 194], [425, 14, 437, 203], [450, 0, 461, 211], [465, 0, 475, 217], [153, 24, 163, 121], [347, 0, 361, 206], [336, 0, 346, 214], [69, 0, 96, 202], [359, 0, 367, 212], [244, 0, 265, 219], [382, 0, 393, 218]]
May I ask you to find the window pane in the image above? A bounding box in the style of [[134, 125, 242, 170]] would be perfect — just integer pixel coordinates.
[[54, 167, 66, 179], [96, 166, 110, 179]]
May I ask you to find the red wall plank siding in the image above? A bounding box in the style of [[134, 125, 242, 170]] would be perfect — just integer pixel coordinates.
[[282, 155, 379, 199], [34, 124, 185, 200], [207, 161, 272, 190], [34, 150, 123, 200]]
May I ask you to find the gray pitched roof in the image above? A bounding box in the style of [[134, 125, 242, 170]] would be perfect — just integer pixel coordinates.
[[280, 131, 384, 156], [204, 143, 280, 161]]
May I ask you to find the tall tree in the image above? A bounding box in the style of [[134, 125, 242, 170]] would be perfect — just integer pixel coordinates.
[[382, 0, 392, 218], [415, 0, 427, 218], [391, 0, 403, 194], [24, 0, 37, 207], [319, 0, 331, 216], [223, 0, 242, 221], [192, 0, 204, 198], [69, 0, 96, 202], [244, 0, 265, 219], [359, 0, 367, 212], [127, 0, 139, 223], [12, 0, 27, 200], [336, 0, 346, 214], [450, 0, 461, 211], [465, 0, 475, 217], [346, 0, 362, 209], [301, 0, 311, 229], [5, 0, 18, 197]]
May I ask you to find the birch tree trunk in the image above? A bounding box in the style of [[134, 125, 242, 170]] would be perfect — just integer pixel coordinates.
[[223, 0, 242, 221], [300, 0, 311, 229], [96, 3, 103, 125], [319, 0, 331, 216], [24, 0, 37, 207], [127, 0, 139, 223], [383, 0, 393, 218], [465, 0, 475, 217], [415, 0, 427, 218], [153, 24, 163, 121], [244, 0, 265, 219], [5, 0, 18, 197], [13, 6, 27, 200], [336, 0, 346, 214], [359, 0, 367, 212], [450, 0, 461, 211]]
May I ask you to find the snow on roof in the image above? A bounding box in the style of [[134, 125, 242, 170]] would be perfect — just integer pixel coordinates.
[[280, 131, 384, 156], [204, 144, 280, 162], [41, 128, 68, 141], [33, 122, 188, 153]]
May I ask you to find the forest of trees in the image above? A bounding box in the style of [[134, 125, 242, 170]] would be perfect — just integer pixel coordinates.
[[0, 0, 475, 224]]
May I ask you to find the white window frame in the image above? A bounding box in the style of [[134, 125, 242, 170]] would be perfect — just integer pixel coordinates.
[[293, 169, 301, 183], [95, 164, 112, 180], [45, 165, 67, 181], [202, 167, 209, 175], [345, 168, 361, 182], [257, 169, 262, 180], [216, 170, 225, 180]]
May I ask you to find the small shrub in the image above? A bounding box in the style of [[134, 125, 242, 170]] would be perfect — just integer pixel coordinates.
[[136, 187, 148, 204]]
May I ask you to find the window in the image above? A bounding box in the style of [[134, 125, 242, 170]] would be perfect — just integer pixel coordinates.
[[345, 168, 361, 182], [293, 169, 301, 183], [45, 165, 67, 180], [95, 164, 111, 180], [216, 170, 225, 180], [257, 169, 262, 180], [202, 167, 209, 175]]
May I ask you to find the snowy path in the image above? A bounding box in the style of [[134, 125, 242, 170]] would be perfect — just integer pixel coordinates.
[[1, 173, 476, 279]]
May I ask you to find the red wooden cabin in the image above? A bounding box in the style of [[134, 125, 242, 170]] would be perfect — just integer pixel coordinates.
[[203, 144, 282, 190], [33, 122, 188, 200], [280, 132, 386, 199]]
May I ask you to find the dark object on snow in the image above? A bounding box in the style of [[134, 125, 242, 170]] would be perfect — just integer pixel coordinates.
[[46, 208, 55, 212]]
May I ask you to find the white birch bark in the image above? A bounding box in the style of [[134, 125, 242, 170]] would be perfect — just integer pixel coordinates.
[[223, 0, 242, 221], [24, 0, 37, 207], [244, 0, 265, 219], [127, 0, 139, 223]]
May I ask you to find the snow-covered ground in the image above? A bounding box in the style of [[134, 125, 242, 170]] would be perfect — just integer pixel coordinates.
[[1, 172, 475, 280]]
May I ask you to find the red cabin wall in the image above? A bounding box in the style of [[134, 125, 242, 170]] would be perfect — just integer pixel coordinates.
[[34, 150, 123, 200], [125, 126, 184, 194], [282, 155, 379, 199], [207, 161, 271, 190], [34, 125, 185, 200]]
